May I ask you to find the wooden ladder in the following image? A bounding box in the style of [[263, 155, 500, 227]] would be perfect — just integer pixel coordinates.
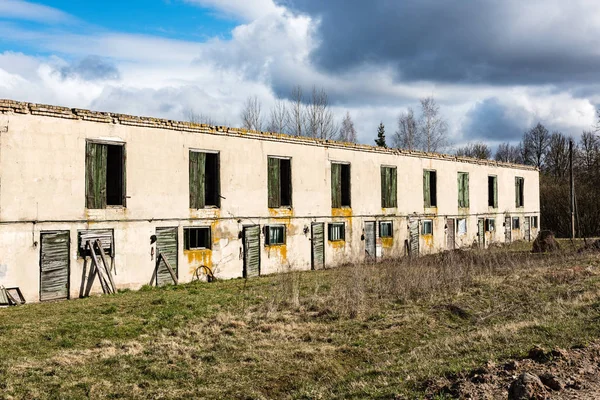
[[85, 239, 116, 295]]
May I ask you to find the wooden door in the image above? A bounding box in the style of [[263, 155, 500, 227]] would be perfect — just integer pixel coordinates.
[[446, 218, 455, 250], [156, 227, 178, 286], [505, 216, 512, 243], [478, 218, 485, 248], [409, 219, 419, 257], [243, 226, 261, 278], [523, 217, 531, 242], [311, 223, 325, 270], [365, 221, 376, 260], [40, 231, 70, 301]]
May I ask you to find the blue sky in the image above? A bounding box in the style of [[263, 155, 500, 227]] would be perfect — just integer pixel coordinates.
[[0, 0, 598, 147]]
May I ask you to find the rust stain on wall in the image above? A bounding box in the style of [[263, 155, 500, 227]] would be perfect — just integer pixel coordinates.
[[381, 237, 393, 249], [185, 249, 212, 276], [266, 244, 287, 263]]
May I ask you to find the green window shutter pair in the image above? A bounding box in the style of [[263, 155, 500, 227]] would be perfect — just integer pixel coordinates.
[[331, 163, 342, 208], [381, 167, 397, 208], [423, 170, 431, 207], [86, 142, 108, 209], [458, 172, 470, 208], [268, 157, 281, 208], [189, 151, 206, 209]]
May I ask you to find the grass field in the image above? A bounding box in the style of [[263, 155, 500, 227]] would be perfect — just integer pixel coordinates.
[[1, 241, 600, 399]]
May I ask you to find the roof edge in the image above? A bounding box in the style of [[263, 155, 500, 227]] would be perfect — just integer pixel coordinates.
[[0, 99, 538, 171]]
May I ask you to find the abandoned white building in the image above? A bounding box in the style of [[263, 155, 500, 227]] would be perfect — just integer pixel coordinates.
[[0, 100, 540, 303]]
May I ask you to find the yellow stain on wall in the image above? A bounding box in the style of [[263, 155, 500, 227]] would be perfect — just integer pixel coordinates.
[[330, 240, 345, 250], [266, 244, 287, 263], [381, 237, 393, 249], [331, 207, 352, 217], [422, 234, 434, 248], [186, 249, 212, 276]]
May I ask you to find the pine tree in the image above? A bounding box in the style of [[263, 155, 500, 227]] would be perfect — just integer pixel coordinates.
[[375, 122, 387, 148]]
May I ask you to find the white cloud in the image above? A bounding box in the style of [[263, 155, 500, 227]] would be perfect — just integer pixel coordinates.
[[183, 0, 281, 21], [0, 0, 74, 24]]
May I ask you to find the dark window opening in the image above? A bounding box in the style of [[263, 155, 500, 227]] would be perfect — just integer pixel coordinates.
[[512, 217, 520, 229], [515, 177, 524, 208], [184, 227, 211, 250], [86, 141, 125, 209], [532, 216, 539, 228], [379, 221, 393, 238], [265, 225, 286, 245], [106, 145, 124, 206], [328, 223, 345, 241], [268, 157, 292, 208], [488, 176, 498, 208], [331, 163, 351, 208], [422, 220, 433, 235], [485, 219, 496, 232], [189, 151, 221, 209], [381, 166, 397, 208], [423, 170, 437, 207]]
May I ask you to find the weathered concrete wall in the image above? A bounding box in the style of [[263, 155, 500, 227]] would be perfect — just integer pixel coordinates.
[[0, 101, 540, 302]]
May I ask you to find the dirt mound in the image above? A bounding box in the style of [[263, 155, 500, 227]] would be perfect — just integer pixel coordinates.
[[531, 230, 560, 253], [426, 343, 600, 399]]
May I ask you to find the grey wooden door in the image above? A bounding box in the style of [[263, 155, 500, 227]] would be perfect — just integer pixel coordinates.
[[40, 231, 70, 302], [311, 223, 325, 270], [243, 225, 261, 278], [523, 217, 531, 242], [365, 221, 376, 260], [409, 219, 419, 257], [156, 227, 178, 286], [478, 218, 485, 248], [446, 218, 455, 250], [505, 216, 512, 243]]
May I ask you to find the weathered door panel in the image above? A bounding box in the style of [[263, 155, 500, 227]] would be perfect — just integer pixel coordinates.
[[156, 227, 178, 286], [409, 219, 419, 257], [40, 231, 70, 302], [446, 218, 455, 250], [505, 216, 512, 243], [365, 221, 376, 260], [311, 223, 325, 270], [478, 218, 485, 248], [524, 217, 531, 242], [243, 225, 261, 278]]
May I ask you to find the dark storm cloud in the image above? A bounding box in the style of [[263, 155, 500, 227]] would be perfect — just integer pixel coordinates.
[[461, 98, 529, 142], [59, 56, 120, 81], [285, 0, 600, 85]]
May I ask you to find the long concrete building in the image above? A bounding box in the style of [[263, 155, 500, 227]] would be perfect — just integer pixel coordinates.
[[0, 99, 540, 303]]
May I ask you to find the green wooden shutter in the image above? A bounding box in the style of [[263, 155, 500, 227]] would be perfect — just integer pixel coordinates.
[[268, 157, 280, 208], [189, 152, 206, 209], [390, 168, 397, 207], [331, 163, 341, 208], [156, 227, 178, 286], [464, 173, 469, 208], [40, 231, 70, 301], [244, 226, 261, 278], [493, 177, 498, 208], [86, 142, 107, 209], [457, 173, 463, 207], [423, 170, 431, 207], [515, 177, 519, 207], [380, 167, 387, 207]]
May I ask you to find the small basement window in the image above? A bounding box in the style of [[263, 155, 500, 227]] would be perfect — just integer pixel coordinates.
[[265, 225, 286, 245], [331, 163, 351, 207], [423, 170, 437, 207], [268, 157, 292, 208], [379, 221, 393, 238], [422, 220, 433, 235], [457, 218, 467, 235], [488, 176, 498, 208], [512, 217, 520, 230], [189, 151, 221, 208], [532, 216, 539, 229], [485, 219, 495, 232], [328, 223, 345, 241], [184, 227, 211, 250], [86, 141, 126, 209]]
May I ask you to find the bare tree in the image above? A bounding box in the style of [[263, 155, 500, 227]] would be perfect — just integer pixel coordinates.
[[336, 111, 357, 143], [544, 131, 570, 178], [266, 99, 288, 134], [185, 108, 216, 125], [578, 130, 599, 173], [495, 142, 522, 163], [522, 122, 550, 168], [418, 96, 448, 153], [286, 85, 304, 137], [393, 108, 418, 150], [240, 96, 263, 131], [304, 86, 337, 140], [455, 142, 492, 159]]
